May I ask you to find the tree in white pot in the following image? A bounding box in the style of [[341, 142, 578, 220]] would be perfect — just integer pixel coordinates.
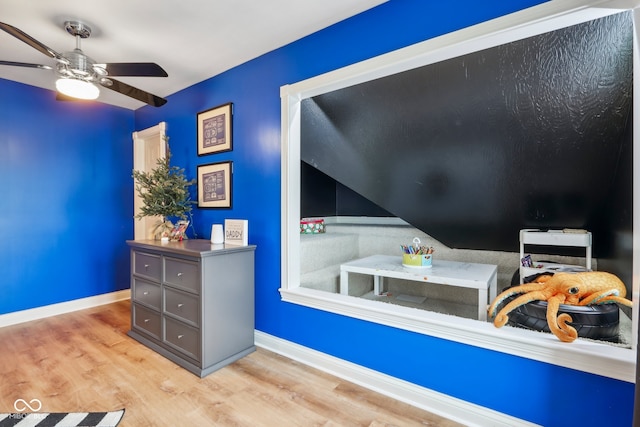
[[132, 142, 196, 240]]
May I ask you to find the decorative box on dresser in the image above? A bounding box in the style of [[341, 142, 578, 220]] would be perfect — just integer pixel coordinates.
[[127, 239, 256, 377]]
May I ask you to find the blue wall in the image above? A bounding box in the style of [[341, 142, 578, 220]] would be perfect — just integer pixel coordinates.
[[1, 79, 134, 313], [2, 1, 633, 426]]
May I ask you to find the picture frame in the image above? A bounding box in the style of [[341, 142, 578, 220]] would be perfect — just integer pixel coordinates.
[[224, 219, 248, 246], [197, 161, 232, 208], [197, 102, 232, 156]]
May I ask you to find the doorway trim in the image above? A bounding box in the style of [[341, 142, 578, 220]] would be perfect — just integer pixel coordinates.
[[132, 122, 167, 240]]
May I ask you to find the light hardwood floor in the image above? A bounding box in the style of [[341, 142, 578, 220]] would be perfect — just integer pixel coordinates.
[[0, 300, 462, 426]]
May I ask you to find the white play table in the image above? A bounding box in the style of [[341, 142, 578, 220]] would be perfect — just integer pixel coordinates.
[[339, 255, 498, 321]]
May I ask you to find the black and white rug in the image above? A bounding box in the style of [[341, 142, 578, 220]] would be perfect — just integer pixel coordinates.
[[0, 409, 124, 427]]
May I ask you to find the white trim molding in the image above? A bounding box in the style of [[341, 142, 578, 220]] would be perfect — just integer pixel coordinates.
[[0, 289, 131, 328], [255, 330, 541, 427]]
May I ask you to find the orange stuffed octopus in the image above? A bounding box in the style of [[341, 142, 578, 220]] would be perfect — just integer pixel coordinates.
[[488, 271, 632, 342]]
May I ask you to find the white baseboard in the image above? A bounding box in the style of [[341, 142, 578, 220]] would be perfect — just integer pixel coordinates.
[[255, 330, 540, 427], [0, 289, 131, 328]]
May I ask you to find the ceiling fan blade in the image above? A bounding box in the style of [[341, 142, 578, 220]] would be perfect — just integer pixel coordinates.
[[0, 22, 65, 61], [0, 60, 51, 70], [100, 63, 168, 77], [100, 78, 167, 107]]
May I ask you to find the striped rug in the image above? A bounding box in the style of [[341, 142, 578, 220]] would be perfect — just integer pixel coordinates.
[[0, 409, 124, 426]]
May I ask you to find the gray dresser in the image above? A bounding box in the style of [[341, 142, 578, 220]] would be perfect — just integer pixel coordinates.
[[126, 239, 256, 377]]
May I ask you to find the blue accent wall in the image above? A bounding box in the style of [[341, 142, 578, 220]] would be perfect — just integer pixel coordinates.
[[2, 1, 633, 426], [1, 78, 134, 313]]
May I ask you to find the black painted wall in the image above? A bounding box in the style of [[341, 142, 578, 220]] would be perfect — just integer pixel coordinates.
[[301, 162, 392, 218], [301, 12, 633, 267]]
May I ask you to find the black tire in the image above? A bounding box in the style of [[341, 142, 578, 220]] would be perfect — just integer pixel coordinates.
[[501, 269, 620, 342]]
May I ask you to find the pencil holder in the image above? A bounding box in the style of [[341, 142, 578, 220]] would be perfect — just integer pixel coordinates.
[[402, 253, 433, 268]]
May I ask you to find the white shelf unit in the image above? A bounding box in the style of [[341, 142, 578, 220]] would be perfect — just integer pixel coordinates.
[[519, 229, 592, 281]]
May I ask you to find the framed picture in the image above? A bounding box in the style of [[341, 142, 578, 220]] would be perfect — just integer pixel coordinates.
[[197, 102, 232, 156], [197, 161, 232, 208]]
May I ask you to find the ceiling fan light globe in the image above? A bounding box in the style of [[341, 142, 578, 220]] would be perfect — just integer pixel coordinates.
[[55, 77, 99, 100]]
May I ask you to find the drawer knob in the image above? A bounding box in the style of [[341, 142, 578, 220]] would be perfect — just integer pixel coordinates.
[[177, 334, 184, 340], [177, 303, 184, 309], [143, 291, 149, 295], [144, 264, 149, 269], [177, 272, 183, 277], [144, 319, 150, 323]]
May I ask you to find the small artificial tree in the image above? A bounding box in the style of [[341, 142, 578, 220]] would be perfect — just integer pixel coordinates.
[[132, 143, 196, 240]]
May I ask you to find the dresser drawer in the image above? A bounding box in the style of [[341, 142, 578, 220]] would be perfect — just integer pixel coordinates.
[[164, 317, 200, 361], [133, 304, 161, 339], [133, 251, 162, 281], [164, 257, 199, 293], [132, 278, 161, 310], [164, 287, 200, 326]]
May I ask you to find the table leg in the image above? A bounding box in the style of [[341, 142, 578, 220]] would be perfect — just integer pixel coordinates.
[[340, 270, 349, 295], [479, 271, 498, 321], [374, 275, 384, 295], [478, 288, 488, 321], [489, 271, 497, 302]]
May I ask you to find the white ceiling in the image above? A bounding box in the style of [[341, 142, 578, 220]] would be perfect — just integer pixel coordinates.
[[0, 0, 387, 110]]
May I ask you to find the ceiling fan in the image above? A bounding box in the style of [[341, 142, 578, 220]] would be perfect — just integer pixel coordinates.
[[0, 20, 168, 107]]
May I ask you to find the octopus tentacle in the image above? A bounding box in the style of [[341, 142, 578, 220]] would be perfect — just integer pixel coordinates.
[[488, 283, 546, 318], [556, 314, 578, 342], [492, 290, 549, 327], [546, 295, 577, 342], [578, 291, 633, 307]]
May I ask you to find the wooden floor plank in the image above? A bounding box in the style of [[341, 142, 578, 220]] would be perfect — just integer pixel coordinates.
[[0, 300, 463, 426]]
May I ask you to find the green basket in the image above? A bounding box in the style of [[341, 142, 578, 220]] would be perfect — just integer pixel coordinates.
[[402, 253, 433, 268]]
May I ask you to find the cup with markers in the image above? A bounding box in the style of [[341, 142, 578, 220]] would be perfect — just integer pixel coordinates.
[[401, 237, 434, 268]]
